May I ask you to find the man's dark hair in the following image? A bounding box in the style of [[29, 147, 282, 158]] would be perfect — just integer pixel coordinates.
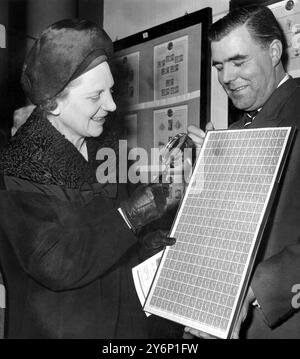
[[209, 5, 287, 54]]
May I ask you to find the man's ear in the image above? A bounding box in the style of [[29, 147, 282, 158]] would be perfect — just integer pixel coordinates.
[[269, 39, 283, 67]]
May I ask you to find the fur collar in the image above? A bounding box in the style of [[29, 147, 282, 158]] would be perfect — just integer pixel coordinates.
[[0, 108, 101, 188]]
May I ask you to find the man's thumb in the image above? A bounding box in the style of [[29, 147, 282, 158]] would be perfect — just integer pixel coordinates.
[[205, 121, 214, 132]]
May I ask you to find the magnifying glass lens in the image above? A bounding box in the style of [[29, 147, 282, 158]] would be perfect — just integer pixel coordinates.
[[161, 133, 196, 169]]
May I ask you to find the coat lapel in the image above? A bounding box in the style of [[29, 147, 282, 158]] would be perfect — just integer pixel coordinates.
[[247, 78, 299, 129], [0, 108, 97, 188]]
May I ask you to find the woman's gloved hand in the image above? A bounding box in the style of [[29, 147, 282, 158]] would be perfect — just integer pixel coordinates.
[[120, 183, 170, 235], [139, 229, 176, 260], [140, 229, 176, 250]]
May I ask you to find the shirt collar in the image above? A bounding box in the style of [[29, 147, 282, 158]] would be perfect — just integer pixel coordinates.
[[254, 74, 289, 114], [277, 73, 290, 88]]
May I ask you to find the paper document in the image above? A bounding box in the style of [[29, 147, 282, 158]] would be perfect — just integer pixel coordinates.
[[132, 251, 163, 316]]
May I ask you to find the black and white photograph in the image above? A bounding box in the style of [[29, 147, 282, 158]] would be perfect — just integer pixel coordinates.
[[0, 0, 299, 347]]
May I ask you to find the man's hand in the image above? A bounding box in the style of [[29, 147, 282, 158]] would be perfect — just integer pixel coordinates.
[[184, 286, 256, 340], [231, 286, 256, 339], [187, 122, 214, 155], [184, 326, 217, 339]]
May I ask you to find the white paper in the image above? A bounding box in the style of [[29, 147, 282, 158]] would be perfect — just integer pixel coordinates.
[[132, 251, 163, 316]]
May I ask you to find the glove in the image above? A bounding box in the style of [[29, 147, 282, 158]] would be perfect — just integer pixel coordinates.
[[139, 230, 176, 259], [120, 183, 169, 234], [141, 230, 176, 250]]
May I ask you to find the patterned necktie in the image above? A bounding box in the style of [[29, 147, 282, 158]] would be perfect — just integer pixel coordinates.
[[243, 110, 259, 127]]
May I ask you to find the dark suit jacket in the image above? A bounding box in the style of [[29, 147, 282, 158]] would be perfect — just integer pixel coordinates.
[[231, 78, 300, 338]]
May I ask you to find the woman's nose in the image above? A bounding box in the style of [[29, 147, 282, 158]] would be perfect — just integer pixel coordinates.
[[102, 91, 116, 112]]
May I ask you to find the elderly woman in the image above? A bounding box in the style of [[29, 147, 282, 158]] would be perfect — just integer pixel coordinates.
[[0, 19, 175, 339]]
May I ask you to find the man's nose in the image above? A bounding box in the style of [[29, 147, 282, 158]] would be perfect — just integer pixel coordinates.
[[220, 63, 237, 84]]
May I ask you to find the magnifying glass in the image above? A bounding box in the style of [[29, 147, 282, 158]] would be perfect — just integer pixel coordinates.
[[160, 132, 196, 179], [158, 133, 196, 206]]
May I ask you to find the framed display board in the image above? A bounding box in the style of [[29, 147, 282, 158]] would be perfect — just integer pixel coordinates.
[[228, 0, 300, 125], [112, 7, 212, 158], [144, 127, 294, 338]]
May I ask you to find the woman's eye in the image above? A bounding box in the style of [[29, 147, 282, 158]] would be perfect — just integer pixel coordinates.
[[89, 93, 101, 100]]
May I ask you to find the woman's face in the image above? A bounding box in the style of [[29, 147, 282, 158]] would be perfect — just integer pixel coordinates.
[[55, 61, 116, 142]]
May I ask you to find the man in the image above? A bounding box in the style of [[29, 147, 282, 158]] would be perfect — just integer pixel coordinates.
[[187, 5, 300, 339]]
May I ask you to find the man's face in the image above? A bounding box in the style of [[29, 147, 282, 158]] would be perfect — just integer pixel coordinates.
[[211, 25, 277, 111], [56, 61, 116, 141]]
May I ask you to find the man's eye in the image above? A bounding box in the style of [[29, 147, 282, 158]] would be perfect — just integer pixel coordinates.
[[215, 65, 223, 72], [233, 61, 244, 67]]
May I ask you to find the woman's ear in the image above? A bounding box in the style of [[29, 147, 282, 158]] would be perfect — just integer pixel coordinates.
[[269, 39, 283, 67], [44, 98, 62, 116], [50, 106, 60, 116]]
